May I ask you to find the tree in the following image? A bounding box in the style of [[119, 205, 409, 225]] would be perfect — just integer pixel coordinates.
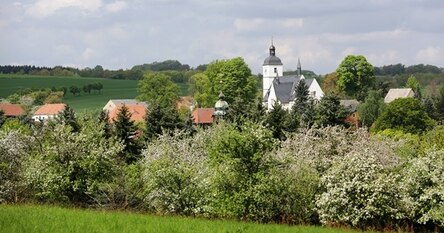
[[0, 110, 5, 128], [137, 72, 180, 108], [264, 102, 289, 140], [322, 72, 340, 95], [405, 75, 422, 99], [374, 98, 435, 134], [57, 105, 80, 132], [192, 57, 257, 107], [144, 104, 183, 141], [316, 94, 350, 127], [357, 90, 385, 127], [114, 105, 140, 163], [336, 55, 375, 100], [98, 110, 112, 138], [69, 85, 80, 96]]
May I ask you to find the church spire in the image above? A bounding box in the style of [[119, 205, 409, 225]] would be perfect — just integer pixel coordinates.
[[269, 38, 276, 56]]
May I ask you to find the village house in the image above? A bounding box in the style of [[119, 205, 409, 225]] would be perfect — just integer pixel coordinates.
[[103, 99, 147, 113], [0, 103, 25, 118], [340, 99, 360, 128], [107, 103, 147, 123], [384, 88, 415, 103], [32, 103, 66, 122]]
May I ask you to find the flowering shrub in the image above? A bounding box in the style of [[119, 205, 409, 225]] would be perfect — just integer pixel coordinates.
[[141, 130, 209, 215], [402, 149, 444, 227], [0, 130, 33, 203], [23, 124, 123, 204]]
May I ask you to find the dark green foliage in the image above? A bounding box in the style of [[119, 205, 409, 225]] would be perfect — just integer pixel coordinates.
[[57, 105, 80, 132], [437, 85, 444, 120], [336, 55, 375, 100], [316, 94, 350, 127], [98, 110, 112, 138], [423, 97, 438, 120], [225, 96, 265, 126], [374, 98, 435, 134], [358, 90, 385, 127], [69, 85, 81, 96], [114, 105, 140, 163], [265, 102, 289, 140], [289, 80, 316, 129], [0, 110, 5, 127], [144, 104, 183, 141]]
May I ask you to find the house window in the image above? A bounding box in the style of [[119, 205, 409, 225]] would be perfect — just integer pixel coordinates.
[[312, 91, 316, 96]]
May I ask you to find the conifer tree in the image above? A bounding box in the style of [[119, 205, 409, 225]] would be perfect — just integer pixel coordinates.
[[264, 102, 288, 140], [114, 104, 139, 163], [0, 110, 5, 128], [98, 110, 112, 138], [144, 104, 183, 141], [57, 104, 80, 132]]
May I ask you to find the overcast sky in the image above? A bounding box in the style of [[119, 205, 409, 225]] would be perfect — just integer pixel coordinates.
[[1, 0, 443, 74]]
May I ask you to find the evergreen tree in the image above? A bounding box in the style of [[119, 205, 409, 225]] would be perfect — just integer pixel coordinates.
[[288, 79, 316, 130], [98, 110, 112, 138], [144, 104, 183, 141], [264, 102, 288, 140], [0, 110, 5, 128], [57, 104, 80, 132], [316, 94, 350, 127], [183, 112, 197, 137], [114, 105, 140, 163], [423, 97, 438, 120]]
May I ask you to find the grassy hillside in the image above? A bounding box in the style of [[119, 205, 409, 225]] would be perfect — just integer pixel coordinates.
[[0, 74, 189, 112], [0, 205, 366, 233]]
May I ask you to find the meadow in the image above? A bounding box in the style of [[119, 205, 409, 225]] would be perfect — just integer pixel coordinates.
[[0, 205, 367, 233], [0, 74, 189, 112]]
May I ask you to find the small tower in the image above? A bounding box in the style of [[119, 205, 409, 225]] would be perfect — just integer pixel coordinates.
[[262, 42, 283, 97], [297, 58, 302, 78], [214, 91, 229, 121]]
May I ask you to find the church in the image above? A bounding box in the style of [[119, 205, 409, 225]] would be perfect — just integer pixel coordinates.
[[262, 44, 324, 111]]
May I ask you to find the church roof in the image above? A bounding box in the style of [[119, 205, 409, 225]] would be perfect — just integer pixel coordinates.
[[263, 55, 283, 66], [267, 75, 315, 103]]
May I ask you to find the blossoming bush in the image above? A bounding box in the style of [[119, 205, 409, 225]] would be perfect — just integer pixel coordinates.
[[23, 123, 123, 204], [141, 130, 210, 215], [0, 130, 33, 203], [402, 149, 444, 227]]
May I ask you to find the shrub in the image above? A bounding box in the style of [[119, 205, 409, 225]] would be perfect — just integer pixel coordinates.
[[23, 124, 123, 204], [0, 130, 33, 203], [402, 149, 444, 227], [141, 130, 209, 215]]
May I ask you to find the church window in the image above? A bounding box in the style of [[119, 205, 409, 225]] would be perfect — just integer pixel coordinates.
[[274, 67, 277, 73]]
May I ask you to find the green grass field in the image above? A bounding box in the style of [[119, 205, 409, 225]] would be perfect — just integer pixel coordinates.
[[0, 205, 366, 233], [0, 74, 189, 112]]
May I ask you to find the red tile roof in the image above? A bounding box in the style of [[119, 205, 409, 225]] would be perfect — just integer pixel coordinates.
[[192, 108, 214, 124], [34, 103, 66, 115], [109, 104, 146, 123], [0, 104, 25, 117]]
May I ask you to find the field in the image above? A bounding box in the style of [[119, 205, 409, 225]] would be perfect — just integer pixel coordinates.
[[0, 74, 189, 112], [0, 205, 367, 233]]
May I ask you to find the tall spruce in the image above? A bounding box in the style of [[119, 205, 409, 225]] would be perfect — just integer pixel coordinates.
[[316, 94, 350, 127], [98, 110, 112, 138], [114, 104, 140, 163], [57, 104, 80, 132], [264, 102, 288, 140], [0, 110, 5, 127], [144, 104, 183, 141]]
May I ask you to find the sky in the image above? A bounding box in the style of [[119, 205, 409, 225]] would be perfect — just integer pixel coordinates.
[[1, 0, 444, 75]]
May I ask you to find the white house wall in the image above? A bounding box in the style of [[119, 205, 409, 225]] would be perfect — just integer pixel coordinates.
[[308, 79, 324, 100]]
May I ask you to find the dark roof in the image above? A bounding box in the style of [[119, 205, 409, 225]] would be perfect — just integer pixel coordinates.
[[266, 75, 316, 103], [263, 55, 283, 66]]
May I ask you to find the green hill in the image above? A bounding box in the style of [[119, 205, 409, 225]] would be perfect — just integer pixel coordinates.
[[0, 74, 189, 112]]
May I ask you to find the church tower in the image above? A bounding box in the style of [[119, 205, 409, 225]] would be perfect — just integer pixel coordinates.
[[262, 43, 283, 97]]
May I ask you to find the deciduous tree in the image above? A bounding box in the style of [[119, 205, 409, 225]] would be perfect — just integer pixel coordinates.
[[137, 72, 180, 108], [336, 55, 375, 100]]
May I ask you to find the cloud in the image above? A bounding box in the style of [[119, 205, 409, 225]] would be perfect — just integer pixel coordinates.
[[234, 17, 303, 31], [105, 1, 128, 13], [416, 46, 443, 64], [25, 0, 103, 18]]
